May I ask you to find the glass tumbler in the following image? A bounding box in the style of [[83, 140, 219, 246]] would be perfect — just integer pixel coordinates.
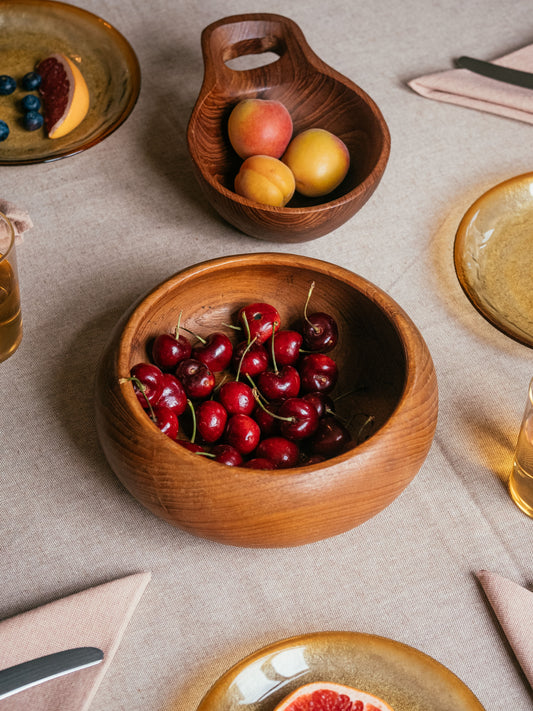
[[0, 212, 22, 363], [509, 377, 533, 518]]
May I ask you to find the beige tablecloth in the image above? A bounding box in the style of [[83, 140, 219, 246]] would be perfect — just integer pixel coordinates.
[[1, 1, 532, 710]]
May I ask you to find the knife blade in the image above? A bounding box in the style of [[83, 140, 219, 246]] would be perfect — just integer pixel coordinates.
[[0, 647, 104, 700], [455, 56, 533, 90]]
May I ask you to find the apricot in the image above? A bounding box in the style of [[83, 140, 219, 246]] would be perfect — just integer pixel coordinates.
[[234, 155, 295, 207], [228, 98, 293, 160], [282, 128, 350, 197]]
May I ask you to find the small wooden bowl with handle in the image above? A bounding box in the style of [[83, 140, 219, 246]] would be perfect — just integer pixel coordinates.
[[95, 253, 438, 548], [187, 14, 390, 243]]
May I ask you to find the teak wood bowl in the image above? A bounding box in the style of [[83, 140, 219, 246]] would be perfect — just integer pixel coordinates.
[[95, 253, 438, 548], [187, 14, 390, 243]]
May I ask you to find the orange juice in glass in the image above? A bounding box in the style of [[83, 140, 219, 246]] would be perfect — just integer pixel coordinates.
[[0, 212, 22, 363]]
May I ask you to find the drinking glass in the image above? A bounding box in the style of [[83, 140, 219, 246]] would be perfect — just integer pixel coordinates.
[[509, 377, 533, 518], [0, 212, 22, 363]]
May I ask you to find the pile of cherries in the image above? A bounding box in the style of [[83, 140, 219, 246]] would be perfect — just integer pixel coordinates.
[[122, 285, 367, 469]]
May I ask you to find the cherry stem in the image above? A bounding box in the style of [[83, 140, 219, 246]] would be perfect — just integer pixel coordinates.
[[187, 399, 197, 443], [269, 321, 280, 374], [174, 311, 183, 340], [181, 326, 206, 345], [353, 413, 375, 443], [119, 376, 155, 420], [303, 281, 319, 334], [241, 310, 251, 344], [333, 386, 367, 402], [251, 387, 294, 423], [235, 335, 257, 382]]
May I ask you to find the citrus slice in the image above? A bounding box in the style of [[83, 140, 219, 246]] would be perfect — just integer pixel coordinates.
[[36, 53, 89, 139], [273, 682, 394, 711]]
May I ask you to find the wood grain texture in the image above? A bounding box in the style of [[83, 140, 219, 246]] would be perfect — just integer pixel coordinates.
[[187, 14, 390, 242], [95, 253, 438, 548]]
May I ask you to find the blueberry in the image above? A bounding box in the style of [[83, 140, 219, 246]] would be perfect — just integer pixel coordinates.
[[0, 120, 9, 141], [23, 110, 43, 131], [21, 94, 41, 112], [0, 75, 16, 95], [22, 71, 41, 91]]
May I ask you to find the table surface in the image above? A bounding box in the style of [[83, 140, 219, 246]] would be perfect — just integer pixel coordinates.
[[2, 1, 533, 709]]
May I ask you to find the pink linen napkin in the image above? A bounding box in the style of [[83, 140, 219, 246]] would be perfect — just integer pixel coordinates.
[[408, 44, 533, 124], [0, 572, 151, 710], [477, 569, 533, 689], [0, 199, 33, 244]]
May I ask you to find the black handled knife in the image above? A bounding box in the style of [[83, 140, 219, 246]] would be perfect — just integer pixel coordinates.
[[0, 647, 104, 699], [455, 56, 533, 89]]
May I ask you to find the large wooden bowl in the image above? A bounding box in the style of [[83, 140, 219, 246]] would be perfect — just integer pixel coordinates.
[[95, 254, 437, 547], [187, 14, 390, 243]]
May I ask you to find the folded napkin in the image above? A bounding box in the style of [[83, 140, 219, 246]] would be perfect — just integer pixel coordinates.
[[0, 199, 33, 245], [408, 44, 533, 124], [477, 569, 533, 689], [0, 572, 151, 710]]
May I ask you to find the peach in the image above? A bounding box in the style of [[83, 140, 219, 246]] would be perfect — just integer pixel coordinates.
[[228, 98, 293, 160], [234, 155, 295, 207], [282, 128, 350, 197]]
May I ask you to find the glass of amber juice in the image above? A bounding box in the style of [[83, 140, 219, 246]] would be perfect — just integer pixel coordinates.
[[509, 377, 533, 518], [0, 212, 22, 363]]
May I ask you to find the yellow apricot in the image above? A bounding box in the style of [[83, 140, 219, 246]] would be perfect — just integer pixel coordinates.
[[234, 155, 295, 207], [282, 128, 350, 197]]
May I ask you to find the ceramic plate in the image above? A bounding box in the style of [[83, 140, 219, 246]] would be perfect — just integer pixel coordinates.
[[454, 173, 533, 348], [196, 631, 485, 711], [0, 0, 140, 164]]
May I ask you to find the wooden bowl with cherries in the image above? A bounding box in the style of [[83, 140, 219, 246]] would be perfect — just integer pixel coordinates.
[[95, 253, 438, 548], [187, 13, 390, 243]]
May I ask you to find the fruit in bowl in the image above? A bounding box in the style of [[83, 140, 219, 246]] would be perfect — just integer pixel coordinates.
[[95, 253, 437, 547], [228, 98, 293, 159], [234, 154, 295, 207], [283, 128, 350, 197]]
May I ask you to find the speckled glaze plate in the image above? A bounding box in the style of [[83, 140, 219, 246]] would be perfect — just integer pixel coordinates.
[[454, 173, 533, 348], [0, 0, 140, 164], [196, 631, 485, 711]]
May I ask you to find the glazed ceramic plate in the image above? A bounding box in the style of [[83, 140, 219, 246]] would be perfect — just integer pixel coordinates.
[[196, 631, 485, 711], [0, 0, 140, 164], [454, 173, 533, 348]]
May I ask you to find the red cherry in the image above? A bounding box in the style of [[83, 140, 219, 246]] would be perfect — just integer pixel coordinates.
[[129, 363, 164, 408], [177, 440, 205, 453], [218, 381, 255, 416], [301, 312, 338, 352], [152, 405, 179, 439], [271, 329, 303, 366], [192, 332, 233, 373], [225, 413, 261, 455], [196, 400, 228, 443], [211, 443, 243, 466], [277, 397, 319, 440], [238, 302, 281, 344], [252, 403, 280, 437], [231, 340, 268, 378], [156, 373, 187, 415], [152, 331, 192, 371], [245, 458, 276, 470], [255, 436, 299, 468], [310, 415, 351, 457], [257, 365, 300, 401], [302, 391, 335, 418], [299, 353, 338, 394], [301, 281, 338, 353], [176, 358, 215, 399]]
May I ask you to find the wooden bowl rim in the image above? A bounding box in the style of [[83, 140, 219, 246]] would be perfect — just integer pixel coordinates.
[[115, 253, 430, 476]]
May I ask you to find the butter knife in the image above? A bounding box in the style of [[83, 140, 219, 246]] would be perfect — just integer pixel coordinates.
[[0, 647, 104, 700], [455, 56, 533, 89]]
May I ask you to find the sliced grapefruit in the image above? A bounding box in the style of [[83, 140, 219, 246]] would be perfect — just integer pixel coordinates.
[[36, 53, 89, 139], [273, 682, 395, 711]]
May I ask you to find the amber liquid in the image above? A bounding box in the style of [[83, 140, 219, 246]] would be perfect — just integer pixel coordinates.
[[0, 257, 22, 363], [509, 415, 533, 518]]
